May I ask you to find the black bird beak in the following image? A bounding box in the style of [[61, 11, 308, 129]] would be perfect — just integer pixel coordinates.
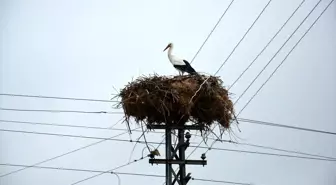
[[163, 45, 170, 52]]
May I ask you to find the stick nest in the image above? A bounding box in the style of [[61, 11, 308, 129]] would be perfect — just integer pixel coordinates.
[[117, 74, 234, 130]]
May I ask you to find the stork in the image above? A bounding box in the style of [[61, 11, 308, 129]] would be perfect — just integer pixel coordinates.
[[163, 42, 197, 75]]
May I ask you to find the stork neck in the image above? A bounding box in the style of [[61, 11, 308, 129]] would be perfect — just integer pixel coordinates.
[[167, 46, 173, 56]]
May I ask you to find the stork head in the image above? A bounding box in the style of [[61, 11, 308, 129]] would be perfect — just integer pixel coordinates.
[[163, 42, 173, 52]]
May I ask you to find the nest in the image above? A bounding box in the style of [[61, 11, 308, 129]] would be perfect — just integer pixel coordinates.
[[117, 74, 235, 130]]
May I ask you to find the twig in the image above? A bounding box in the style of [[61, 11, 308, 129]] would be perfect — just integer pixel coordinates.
[[188, 75, 211, 104], [141, 122, 151, 153]]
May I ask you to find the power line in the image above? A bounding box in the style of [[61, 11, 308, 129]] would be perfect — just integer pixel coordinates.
[[238, 118, 336, 135], [72, 135, 167, 185], [0, 119, 149, 132], [196, 145, 336, 162], [237, 0, 335, 116], [190, 0, 235, 64], [71, 156, 147, 185], [2, 119, 334, 160], [0, 164, 251, 185], [0, 107, 336, 135], [233, 0, 324, 107], [0, 127, 141, 178], [1, 128, 335, 162], [186, 0, 274, 160], [3, 116, 333, 136], [0, 107, 122, 114], [228, 0, 306, 90], [212, 0, 273, 76], [0, 128, 164, 145], [191, 178, 251, 185], [230, 140, 336, 160], [0, 163, 164, 177], [4, 117, 333, 137], [0, 93, 118, 103]]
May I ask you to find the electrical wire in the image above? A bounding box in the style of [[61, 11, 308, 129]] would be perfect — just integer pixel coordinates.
[[219, 139, 336, 160], [1, 115, 334, 136], [233, 0, 324, 106], [0, 119, 164, 133], [0, 126, 141, 178], [202, 115, 336, 159], [196, 145, 336, 162], [185, 0, 272, 149], [0, 93, 118, 103], [0, 119, 127, 131], [2, 119, 334, 159], [190, 0, 235, 64], [169, 3, 275, 168], [0, 164, 164, 177], [0, 107, 122, 114], [0, 129, 165, 145], [0, 164, 252, 184], [187, 0, 273, 128], [238, 118, 336, 135], [228, 0, 306, 90], [72, 133, 166, 185], [191, 178, 251, 185], [3, 118, 334, 138], [203, 1, 335, 154], [70, 156, 147, 185], [237, 0, 335, 116], [1, 128, 335, 164], [212, 0, 273, 76]]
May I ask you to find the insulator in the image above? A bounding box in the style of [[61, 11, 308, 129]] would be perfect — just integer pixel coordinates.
[[201, 153, 206, 160], [185, 132, 191, 139]]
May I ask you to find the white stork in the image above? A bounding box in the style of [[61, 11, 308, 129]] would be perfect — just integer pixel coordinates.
[[163, 42, 197, 75]]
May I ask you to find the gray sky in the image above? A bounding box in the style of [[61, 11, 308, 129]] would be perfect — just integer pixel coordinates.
[[1, 0, 336, 185]]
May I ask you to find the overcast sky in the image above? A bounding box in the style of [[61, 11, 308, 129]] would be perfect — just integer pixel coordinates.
[[1, 0, 336, 185]]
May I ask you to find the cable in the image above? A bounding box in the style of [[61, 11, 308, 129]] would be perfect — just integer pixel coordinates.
[[0, 128, 198, 148], [187, 0, 273, 140], [3, 117, 334, 137], [70, 156, 147, 185], [0, 164, 164, 177], [0, 93, 118, 103], [190, 0, 235, 64], [212, 0, 273, 76], [0, 126, 141, 178], [237, 0, 335, 116], [228, 0, 306, 90], [0, 164, 251, 185], [196, 145, 336, 162], [1, 115, 335, 136], [238, 141, 336, 160], [238, 118, 336, 135], [0, 128, 165, 145], [2, 119, 333, 159], [212, 138, 336, 160], [1, 128, 335, 162], [233, 0, 324, 106], [0, 107, 122, 114], [191, 178, 251, 185], [72, 133, 166, 185], [0, 119, 164, 133], [0, 119, 123, 130], [189, 0, 273, 103], [202, 116, 336, 160]]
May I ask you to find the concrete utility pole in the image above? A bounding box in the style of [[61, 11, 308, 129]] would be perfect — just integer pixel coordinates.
[[148, 125, 207, 185]]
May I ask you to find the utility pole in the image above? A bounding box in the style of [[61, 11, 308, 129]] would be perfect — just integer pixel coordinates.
[[148, 124, 207, 185]]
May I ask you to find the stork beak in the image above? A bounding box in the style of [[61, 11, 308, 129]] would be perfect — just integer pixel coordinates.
[[163, 45, 170, 52]]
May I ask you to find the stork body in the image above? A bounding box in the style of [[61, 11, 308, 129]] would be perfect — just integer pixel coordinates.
[[163, 43, 197, 75]]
